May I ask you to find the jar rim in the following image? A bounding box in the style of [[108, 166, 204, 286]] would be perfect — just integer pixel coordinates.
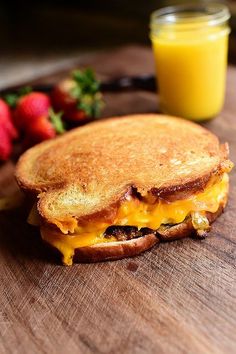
[[150, 3, 230, 28]]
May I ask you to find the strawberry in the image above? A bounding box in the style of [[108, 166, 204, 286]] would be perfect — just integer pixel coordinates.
[[26, 116, 56, 144], [0, 99, 18, 139], [14, 92, 51, 130], [52, 79, 78, 112], [0, 125, 12, 161], [51, 68, 104, 122], [23, 109, 65, 148]]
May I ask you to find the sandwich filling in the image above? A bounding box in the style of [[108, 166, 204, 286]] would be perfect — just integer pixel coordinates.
[[38, 172, 229, 265]]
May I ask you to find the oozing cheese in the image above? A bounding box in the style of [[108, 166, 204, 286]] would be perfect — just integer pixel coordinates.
[[41, 173, 229, 265]]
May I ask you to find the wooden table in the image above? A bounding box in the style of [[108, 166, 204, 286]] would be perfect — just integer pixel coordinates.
[[1, 46, 236, 354]]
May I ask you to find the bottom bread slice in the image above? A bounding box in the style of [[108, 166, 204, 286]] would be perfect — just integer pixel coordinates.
[[70, 205, 224, 264]]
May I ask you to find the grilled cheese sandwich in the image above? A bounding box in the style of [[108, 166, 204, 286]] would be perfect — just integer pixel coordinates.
[[15, 114, 233, 265]]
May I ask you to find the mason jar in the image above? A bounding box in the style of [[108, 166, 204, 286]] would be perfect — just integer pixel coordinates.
[[150, 4, 230, 121]]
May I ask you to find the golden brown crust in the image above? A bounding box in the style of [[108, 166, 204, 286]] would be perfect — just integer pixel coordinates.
[[74, 233, 159, 263], [15, 114, 232, 232]]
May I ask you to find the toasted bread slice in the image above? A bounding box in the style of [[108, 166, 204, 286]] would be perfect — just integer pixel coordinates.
[[15, 114, 231, 232]]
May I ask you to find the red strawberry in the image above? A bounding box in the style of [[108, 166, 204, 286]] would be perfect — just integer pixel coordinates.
[[0, 125, 12, 161], [51, 78, 86, 122], [51, 68, 103, 122], [14, 92, 51, 129], [27, 116, 56, 143], [52, 79, 77, 112], [23, 109, 65, 148], [0, 99, 18, 139]]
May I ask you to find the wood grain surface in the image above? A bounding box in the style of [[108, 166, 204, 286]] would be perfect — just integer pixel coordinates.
[[0, 46, 236, 354]]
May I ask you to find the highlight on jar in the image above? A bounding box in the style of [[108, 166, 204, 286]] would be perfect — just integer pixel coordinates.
[[150, 3, 230, 121]]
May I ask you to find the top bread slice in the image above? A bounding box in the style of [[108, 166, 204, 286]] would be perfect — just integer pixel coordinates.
[[15, 114, 230, 232]]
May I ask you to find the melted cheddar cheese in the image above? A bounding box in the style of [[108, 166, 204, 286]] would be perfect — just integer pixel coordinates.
[[41, 173, 229, 265]]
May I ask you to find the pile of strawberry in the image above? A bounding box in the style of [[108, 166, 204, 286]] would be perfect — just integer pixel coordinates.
[[0, 68, 103, 161], [0, 99, 18, 160]]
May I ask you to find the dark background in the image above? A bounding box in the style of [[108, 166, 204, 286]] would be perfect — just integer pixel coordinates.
[[0, 0, 236, 89], [0, 0, 235, 60]]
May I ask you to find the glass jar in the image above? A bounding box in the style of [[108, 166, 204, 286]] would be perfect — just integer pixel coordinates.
[[150, 4, 230, 121]]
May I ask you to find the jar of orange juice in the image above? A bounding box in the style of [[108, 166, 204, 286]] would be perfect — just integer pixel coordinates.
[[150, 4, 230, 121]]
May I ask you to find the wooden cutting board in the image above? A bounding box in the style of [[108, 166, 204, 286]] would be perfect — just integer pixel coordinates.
[[1, 46, 236, 354]]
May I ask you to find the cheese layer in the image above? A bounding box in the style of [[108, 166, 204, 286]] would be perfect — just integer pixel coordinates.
[[41, 173, 229, 265]]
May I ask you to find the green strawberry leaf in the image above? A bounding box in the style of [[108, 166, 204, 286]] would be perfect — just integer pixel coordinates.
[[18, 86, 32, 96], [71, 68, 104, 118], [49, 108, 66, 134], [70, 85, 82, 99], [4, 93, 19, 108], [4, 86, 32, 108]]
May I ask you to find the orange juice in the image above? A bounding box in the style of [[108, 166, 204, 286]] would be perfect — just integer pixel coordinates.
[[150, 4, 230, 121]]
